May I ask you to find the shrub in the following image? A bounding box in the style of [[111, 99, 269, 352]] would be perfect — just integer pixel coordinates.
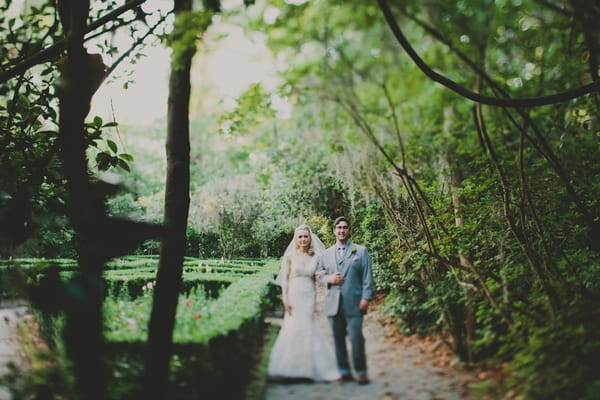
[[103, 259, 280, 398]]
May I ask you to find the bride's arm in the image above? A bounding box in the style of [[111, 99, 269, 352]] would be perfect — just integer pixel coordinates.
[[315, 254, 330, 287], [281, 258, 292, 315]]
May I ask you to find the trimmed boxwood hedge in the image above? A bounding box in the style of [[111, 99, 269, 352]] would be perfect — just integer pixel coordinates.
[[1, 257, 274, 300], [2, 256, 282, 399], [103, 270, 237, 300], [104, 259, 280, 399]]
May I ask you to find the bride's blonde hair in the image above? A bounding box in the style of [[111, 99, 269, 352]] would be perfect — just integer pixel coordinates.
[[294, 224, 315, 256]]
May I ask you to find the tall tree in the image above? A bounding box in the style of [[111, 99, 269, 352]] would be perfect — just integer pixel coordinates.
[[55, 2, 109, 397], [54, 1, 163, 398], [2, 1, 167, 397], [142, 1, 215, 397]]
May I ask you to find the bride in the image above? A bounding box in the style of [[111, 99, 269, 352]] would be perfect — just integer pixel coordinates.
[[268, 224, 341, 382]]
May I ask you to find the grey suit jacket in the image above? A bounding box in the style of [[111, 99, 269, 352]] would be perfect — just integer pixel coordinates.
[[316, 242, 374, 317]]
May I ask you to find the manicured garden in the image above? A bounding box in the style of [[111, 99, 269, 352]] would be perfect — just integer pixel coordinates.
[[0, 256, 280, 399], [3, 1, 600, 399]]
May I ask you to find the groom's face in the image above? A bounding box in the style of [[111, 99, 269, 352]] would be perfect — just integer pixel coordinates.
[[334, 221, 350, 243]]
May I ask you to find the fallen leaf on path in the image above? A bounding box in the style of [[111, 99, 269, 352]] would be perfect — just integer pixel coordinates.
[[478, 371, 495, 379]]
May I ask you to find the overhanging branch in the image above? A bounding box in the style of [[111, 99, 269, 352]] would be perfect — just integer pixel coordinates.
[[378, 0, 600, 107], [0, 0, 148, 84]]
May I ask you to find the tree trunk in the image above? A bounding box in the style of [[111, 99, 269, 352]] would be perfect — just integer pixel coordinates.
[[142, 0, 193, 397], [442, 106, 475, 363], [448, 152, 476, 363], [56, 1, 108, 398], [58, 52, 108, 399]]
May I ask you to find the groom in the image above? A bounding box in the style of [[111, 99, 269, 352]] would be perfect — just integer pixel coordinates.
[[316, 216, 374, 384]]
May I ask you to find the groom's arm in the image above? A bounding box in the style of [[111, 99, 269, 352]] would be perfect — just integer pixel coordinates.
[[359, 248, 374, 312], [316, 253, 345, 287]]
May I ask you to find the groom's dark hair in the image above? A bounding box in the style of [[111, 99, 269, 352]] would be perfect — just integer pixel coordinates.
[[333, 216, 350, 228]]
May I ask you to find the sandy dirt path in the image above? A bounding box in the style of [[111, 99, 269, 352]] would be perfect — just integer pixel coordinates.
[[1, 292, 482, 400], [0, 301, 29, 400], [264, 286, 476, 400]]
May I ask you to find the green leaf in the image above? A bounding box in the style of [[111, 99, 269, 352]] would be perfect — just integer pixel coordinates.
[[93, 116, 103, 128], [107, 140, 118, 153], [117, 159, 130, 172], [119, 153, 134, 162], [96, 152, 113, 171]]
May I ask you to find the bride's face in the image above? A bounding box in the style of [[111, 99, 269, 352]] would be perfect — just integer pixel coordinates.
[[296, 229, 311, 251]]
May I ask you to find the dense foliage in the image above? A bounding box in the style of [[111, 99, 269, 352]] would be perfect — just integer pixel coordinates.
[[2, 0, 599, 399], [242, 1, 599, 398], [0, 0, 170, 259]]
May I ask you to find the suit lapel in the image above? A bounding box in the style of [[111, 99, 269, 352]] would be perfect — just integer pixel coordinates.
[[328, 247, 337, 273]]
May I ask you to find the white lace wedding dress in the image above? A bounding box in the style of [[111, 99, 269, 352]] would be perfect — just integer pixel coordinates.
[[268, 251, 340, 381]]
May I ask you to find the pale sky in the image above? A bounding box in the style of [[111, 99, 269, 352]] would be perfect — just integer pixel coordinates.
[[8, 0, 282, 125], [90, 22, 279, 125], [90, 45, 170, 124]]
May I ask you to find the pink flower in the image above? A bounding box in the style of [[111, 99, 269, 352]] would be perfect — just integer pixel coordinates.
[[184, 299, 192, 308], [194, 313, 202, 320]]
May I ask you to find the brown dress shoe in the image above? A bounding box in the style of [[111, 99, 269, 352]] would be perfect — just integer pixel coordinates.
[[356, 375, 370, 385]]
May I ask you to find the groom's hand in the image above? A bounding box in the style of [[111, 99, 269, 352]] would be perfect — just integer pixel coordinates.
[[359, 299, 369, 313], [329, 272, 344, 285], [285, 303, 292, 316]]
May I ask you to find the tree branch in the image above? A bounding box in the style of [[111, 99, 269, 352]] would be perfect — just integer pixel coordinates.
[[0, 0, 148, 84], [473, 103, 559, 319], [386, 2, 600, 245], [533, 0, 573, 18], [104, 11, 169, 77], [377, 0, 600, 108]]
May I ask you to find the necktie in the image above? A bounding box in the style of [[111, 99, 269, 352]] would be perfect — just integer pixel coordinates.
[[337, 246, 345, 268]]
